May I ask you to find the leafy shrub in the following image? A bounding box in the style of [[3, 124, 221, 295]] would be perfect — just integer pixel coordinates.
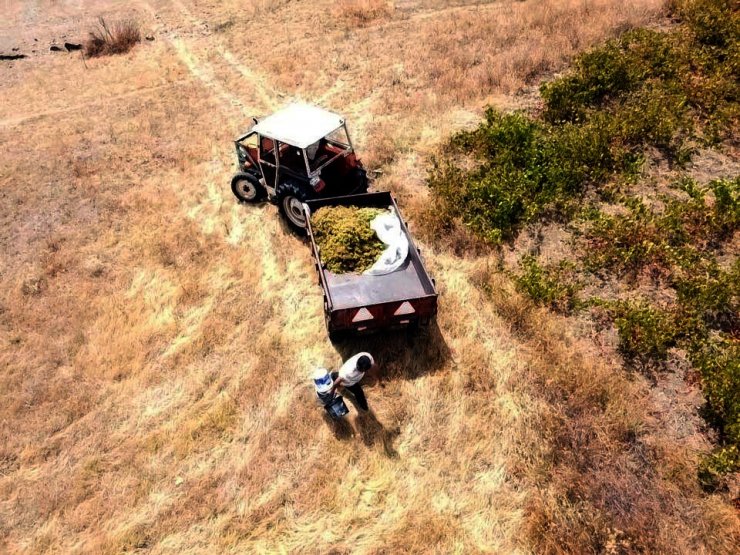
[[514, 256, 580, 313], [541, 3, 738, 141], [311, 206, 385, 274], [585, 200, 672, 275], [585, 177, 739, 275], [674, 259, 739, 335], [84, 18, 141, 58], [428, 109, 622, 243], [611, 86, 693, 158], [706, 176, 740, 239], [582, 176, 737, 478], [664, 177, 739, 248], [427, 0, 740, 483], [612, 301, 679, 363], [698, 445, 740, 491], [540, 29, 676, 123], [691, 336, 740, 438], [672, 0, 740, 48], [692, 336, 740, 490]]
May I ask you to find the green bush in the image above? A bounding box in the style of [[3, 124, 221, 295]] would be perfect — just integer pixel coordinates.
[[674, 260, 739, 334], [612, 301, 679, 363], [673, 0, 740, 48], [426, 0, 740, 483], [513, 256, 580, 313], [540, 29, 679, 123], [585, 178, 739, 275], [611, 86, 692, 158], [707, 177, 740, 239], [541, 2, 738, 141], [585, 200, 667, 274], [693, 337, 740, 491], [428, 109, 622, 243], [698, 445, 740, 491], [691, 336, 740, 440]]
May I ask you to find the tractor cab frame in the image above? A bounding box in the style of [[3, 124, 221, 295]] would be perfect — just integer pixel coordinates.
[[231, 103, 368, 230]]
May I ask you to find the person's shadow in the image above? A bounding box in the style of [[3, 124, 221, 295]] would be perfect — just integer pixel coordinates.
[[356, 408, 399, 458], [321, 401, 399, 457], [322, 410, 353, 440]]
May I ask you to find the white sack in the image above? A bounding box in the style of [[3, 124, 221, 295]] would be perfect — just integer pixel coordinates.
[[364, 208, 409, 276]]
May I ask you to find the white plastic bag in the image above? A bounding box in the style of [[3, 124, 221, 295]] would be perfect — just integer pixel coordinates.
[[364, 207, 409, 276]]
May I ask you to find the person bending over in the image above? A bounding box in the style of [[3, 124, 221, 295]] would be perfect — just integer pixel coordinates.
[[331, 352, 374, 411]]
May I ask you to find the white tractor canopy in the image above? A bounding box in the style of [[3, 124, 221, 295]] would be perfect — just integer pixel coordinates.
[[252, 103, 346, 149]]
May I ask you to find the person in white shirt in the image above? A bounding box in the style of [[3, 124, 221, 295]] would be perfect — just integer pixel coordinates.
[[330, 352, 374, 411]]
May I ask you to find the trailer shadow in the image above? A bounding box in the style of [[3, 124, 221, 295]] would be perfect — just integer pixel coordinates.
[[330, 321, 450, 383]]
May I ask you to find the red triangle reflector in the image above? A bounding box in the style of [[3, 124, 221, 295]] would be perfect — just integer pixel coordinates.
[[394, 301, 415, 316], [352, 308, 374, 322]]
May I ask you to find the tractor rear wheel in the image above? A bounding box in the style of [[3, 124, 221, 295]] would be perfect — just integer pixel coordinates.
[[277, 181, 314, 232], [231, 172, 265, 203]]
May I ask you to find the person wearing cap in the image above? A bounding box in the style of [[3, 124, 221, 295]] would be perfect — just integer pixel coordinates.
[[330, 352, 374, 411]]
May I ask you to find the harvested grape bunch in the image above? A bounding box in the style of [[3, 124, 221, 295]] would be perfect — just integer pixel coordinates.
[[311, 206, 386, 274]]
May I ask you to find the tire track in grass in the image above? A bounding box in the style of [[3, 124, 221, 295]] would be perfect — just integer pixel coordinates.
[[129, 1, 331, 522], [165, 0, 281, 112], [0, 81, 187, 129]]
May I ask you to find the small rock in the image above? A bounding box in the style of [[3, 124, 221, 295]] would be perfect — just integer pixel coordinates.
[[145, 35, 155, 41], [175, 476, 184, 486], [50, 45, 63, 52], [12, 47, 19, 52], [64, 42, 82, 51], [0, 53, 26, 60]]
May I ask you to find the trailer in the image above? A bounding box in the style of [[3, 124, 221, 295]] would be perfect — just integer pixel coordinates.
[[303, 192, 438, 339]]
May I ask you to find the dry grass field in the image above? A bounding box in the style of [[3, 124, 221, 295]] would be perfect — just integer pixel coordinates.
[[1, 0, 738, 552]]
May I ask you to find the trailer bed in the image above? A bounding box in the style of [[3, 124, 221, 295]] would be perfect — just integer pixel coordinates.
[[326, 257, 431, 309], [304, 192, 438, 336]]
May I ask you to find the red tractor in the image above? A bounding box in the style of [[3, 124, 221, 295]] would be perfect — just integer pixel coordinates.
[[231, 103, 369, 230]]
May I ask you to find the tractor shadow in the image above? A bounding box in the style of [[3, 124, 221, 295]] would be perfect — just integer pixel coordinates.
[[330, 321, 450, 384]]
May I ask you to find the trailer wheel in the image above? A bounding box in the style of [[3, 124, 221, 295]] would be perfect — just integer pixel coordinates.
[[277, 181, 313, 233], [231, 172, 265, 203]]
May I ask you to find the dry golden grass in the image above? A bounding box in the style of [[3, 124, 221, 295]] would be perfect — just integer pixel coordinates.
[[336, 0, 393, 27], [1, 0, 738, 552]]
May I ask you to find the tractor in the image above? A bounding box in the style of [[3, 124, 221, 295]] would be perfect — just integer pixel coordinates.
[[230, 103, 369, 230]]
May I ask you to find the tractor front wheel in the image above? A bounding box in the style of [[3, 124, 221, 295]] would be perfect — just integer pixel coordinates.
[[276, 181, 314, 233], [231, 172, 265, 203]]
